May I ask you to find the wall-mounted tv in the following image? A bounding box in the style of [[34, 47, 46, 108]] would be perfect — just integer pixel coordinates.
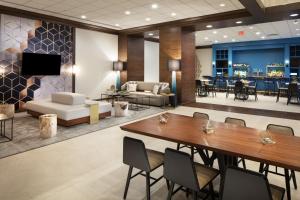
[[21, 53, 61, 75]]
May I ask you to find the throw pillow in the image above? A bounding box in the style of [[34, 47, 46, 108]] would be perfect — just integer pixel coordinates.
[[127, 83, 137, 92], [152, 84, 160, 95]]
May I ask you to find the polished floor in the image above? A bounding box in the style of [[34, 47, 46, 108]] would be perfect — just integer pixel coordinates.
[[196, 92, 300, 113], [0, 106, 299, 200]]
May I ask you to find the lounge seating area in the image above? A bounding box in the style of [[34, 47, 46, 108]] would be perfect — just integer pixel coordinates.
[[1, 1, 300, 200]]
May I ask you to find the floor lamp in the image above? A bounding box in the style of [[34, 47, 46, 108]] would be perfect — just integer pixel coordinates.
[[168, 59, 181, 93], [113, 61, 124, 91]]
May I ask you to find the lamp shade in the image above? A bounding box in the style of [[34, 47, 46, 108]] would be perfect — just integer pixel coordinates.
[[113, 61, 124, 71], [168, 59, 180, 71]]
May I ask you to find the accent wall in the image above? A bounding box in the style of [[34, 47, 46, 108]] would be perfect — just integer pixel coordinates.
[[75, 28, 118, 99], [0, 14, 73, 110], [196, 48, 213, 78]]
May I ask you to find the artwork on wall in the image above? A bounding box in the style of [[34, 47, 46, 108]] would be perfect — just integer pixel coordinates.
[[195, 55, 202, 80], [0, 14, 74, 110]]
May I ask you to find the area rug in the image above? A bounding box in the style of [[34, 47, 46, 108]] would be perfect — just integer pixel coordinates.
[[0, 107, 165, 159]]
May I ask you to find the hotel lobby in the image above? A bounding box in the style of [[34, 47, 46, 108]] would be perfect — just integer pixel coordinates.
[[0, 0, 300, 200]]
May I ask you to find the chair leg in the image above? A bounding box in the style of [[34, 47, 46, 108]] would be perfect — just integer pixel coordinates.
[[242, 159, 246, 170], [167, 182, 175, 200], [123, 166, 133, 199], [291, 170, 298, 189], [176, 143, 180, 150], [145, 172, 151, 200], [209, 182, 215, 200], [259, 163, 264, 173], [264, 164, 269, 177], [276, 90, 280, 102], [191, 147, 194, 161], [193, 191, 198, 200]]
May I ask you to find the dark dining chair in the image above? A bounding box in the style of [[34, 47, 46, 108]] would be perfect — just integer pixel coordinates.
[[220, 167, 285, 200], [164, 148, 219, 200], [276, 81, 288, 102], [248, 81, 258, 101], [123, 137, 164, 200], [177, 112, 209, 161], [234, 80, 248, 101], [207, 79, 217, 97], [196, 80, 207, 97], [226, 79, 235, 98], [224, 117, 247, 169], [259, 124, 297, 190], [287, 83, 300, 105]]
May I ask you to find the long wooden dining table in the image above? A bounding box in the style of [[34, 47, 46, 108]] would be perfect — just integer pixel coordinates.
[[120, 113, 300, 200]]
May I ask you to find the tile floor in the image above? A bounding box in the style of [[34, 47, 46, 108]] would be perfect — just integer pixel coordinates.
[[0, 106, 299, 200]]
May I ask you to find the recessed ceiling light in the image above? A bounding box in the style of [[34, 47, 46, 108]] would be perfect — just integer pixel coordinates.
[[290, 13, 299, 17], [232, 39, 236, 42], [293, 20, 299, 25], [125, 11, 131, 15], [115, 24, 120, 27], [261, 36, 265, 39], [145, 17, 151, 21], [219, 3, 226, 7], [81, 15, 87, 19], [148, 33, 154, 36], [236, 21, 242, 24], [151, 4, 158, 9], [214, 40, 219, 43], [204, 37, 208, 40], [206, 25, 213, 28], [223, 35, 228, 38], [296, 28, 300, 31], [256, 31, 261, 35], [249, 26, 254, 29], [171, 12, 176, 17], [213, 30, 217, 34]]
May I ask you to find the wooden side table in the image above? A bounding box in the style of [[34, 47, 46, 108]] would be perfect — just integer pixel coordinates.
[[86, 101, 99, 124], [160, 93, 177, 108]]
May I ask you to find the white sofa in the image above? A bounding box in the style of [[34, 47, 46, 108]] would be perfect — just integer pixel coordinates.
[[25, 92, 112, 126]]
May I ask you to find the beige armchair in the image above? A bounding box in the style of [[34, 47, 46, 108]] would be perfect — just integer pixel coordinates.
[[0, 104, 14, 141]]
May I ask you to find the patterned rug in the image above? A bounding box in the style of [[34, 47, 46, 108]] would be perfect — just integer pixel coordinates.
[[0, 107, 165, 159]]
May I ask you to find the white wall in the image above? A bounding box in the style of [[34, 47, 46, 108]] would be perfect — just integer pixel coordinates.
[[75, 28, 118, 98], [196, 48, 213, 77], [144, 41, 159, 82]]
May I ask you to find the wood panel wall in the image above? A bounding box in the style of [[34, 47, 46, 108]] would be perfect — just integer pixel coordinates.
[[159, 27, 195, 104], [118, 34, 128, 85], [127, 36, 144, 81], [159, 27, 181, 84], [181, 29, 196, 104]]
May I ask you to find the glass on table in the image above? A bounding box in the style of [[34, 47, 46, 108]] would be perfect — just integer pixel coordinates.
[[259, 130, 276, 144]]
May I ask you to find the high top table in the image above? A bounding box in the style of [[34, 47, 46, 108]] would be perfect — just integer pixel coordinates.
[[120, 113, 300, 200]]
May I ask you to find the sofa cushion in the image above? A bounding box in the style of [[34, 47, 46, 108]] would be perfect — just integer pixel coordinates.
[[52, 92, 86, 105], [127, 83, 137, 92], [136, 82, 156, 91], [152, 84, 160, 95]]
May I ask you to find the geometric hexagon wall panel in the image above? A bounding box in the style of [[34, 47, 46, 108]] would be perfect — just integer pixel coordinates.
[[0, 14, 73, 111]]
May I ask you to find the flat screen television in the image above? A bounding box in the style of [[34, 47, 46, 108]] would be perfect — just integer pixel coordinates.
[[21, 53, 61, 75]]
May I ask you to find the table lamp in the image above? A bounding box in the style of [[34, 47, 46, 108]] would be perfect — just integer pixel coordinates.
[[168, 59, 181, 94]]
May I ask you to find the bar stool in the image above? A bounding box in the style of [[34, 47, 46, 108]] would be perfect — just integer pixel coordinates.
[[123, 137, 164, 200], [226, 79, 235, 98], [276, 81, 288, 102]]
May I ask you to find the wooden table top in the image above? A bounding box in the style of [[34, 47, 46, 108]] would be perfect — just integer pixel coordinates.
[[120, 113, 300, 171]]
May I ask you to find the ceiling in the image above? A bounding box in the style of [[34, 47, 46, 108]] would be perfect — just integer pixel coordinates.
[[0, 0, 246, 29], [195, 19, 300, 46], [261, 0, 300, 7]]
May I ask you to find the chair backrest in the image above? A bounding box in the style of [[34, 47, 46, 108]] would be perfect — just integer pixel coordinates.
[[0, 104, 14, 118], [225, 117, 246, 127], [266, 124, 294, 136], [123, 137, 151, 172], [288, 83, 299, 96], [234, 81, 244, 93], [220, 167, 273, 200], [193, 112, 209, 120], [164, 148, 199, 191]]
